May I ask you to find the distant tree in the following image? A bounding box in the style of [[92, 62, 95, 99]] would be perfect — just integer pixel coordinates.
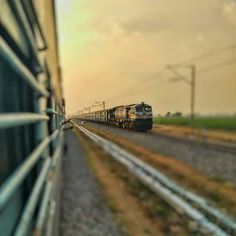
[[172, 112, 182, 117], [165, 112, 171, 117]]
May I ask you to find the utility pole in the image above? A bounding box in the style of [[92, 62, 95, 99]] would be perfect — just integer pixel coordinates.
[[94, 101, 106, 110], [84, 107, 91, 118], [190, 65, 195, 122], [79, 109, 83, 118], [166, 64, 196, 126], [84, 107, 90, 112]]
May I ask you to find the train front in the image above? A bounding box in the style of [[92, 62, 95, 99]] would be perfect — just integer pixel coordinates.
[[133, 103, 153, 131]]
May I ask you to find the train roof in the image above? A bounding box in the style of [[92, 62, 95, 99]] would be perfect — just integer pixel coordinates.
[[126, 102, 151, 107], [80, 102, 152, 114], [111, 102, 151, 109]]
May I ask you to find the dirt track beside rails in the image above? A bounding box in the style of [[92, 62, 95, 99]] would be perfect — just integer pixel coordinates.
[[152, 125, 236, 144], [60, 131, 121, 236], [82, 122, 236, 185]]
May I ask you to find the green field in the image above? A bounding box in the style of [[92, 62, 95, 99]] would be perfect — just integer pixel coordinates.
[[153, 116, 236, 131]]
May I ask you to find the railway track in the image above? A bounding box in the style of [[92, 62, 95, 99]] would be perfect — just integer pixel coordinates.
[[73, 119, 236, 155], [72, 120, 236, 236], [151, 130, 236, 155]]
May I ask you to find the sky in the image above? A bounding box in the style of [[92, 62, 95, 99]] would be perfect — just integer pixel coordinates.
[[56, 0, 236, 116]]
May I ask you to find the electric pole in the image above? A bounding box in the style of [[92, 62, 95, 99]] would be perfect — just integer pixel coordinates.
[[191, 65, 195, 122], [166, 64, 196, 126], [94, 101, 106, 110], [79, 109, 83, 118], [84, 107, 91, 118]]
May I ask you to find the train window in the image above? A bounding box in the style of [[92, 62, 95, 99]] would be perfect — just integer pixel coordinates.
[[135, 106, 143, 112], [135, 106, 152, 112], [144, 106, 152, 112], [0, 2, 64, 235]]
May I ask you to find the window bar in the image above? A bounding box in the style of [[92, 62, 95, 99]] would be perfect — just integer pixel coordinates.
[[12, 0, 43, 70], [34, 181, 53, 236], [0, 38, 49, 97], [14, 158, 51, 236], [22, 0, 47, 51], [0, 113, 49, 129], [0, 129, 59, 210], [46, 108, 64, 116]]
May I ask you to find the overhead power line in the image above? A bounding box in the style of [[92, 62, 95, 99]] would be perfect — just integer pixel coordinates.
[[109, 58, 236, 105], [106, 69, 166, 103], [178, 42, 236, 64], [198, 58, 236, 74], [110, 79, 169, 104], [104, 42, 236, 106]]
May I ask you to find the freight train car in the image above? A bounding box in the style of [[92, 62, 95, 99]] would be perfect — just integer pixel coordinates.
[[74, 102, 153, 131]]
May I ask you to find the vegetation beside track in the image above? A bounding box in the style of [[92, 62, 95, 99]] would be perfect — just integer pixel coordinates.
[[153, 116, 236, 131]]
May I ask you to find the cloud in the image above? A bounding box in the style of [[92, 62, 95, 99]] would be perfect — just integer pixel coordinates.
[[222, 1, 236, 26], [87, 0, 229, 35], [56, 0, 236, 114], [56, 0, 76, 14]]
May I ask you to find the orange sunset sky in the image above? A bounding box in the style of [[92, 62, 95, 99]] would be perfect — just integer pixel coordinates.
[[56, 0, 236, 115]]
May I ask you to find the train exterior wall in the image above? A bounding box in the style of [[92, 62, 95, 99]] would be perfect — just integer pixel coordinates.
[[0, 1, 64, 235]]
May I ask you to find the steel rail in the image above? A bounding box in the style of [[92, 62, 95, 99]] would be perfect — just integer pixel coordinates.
[[0, 38, 49, 97], [0, 113, 49, 129], [73, 121, 236, 235], [0, 129, 59, 210], [116, 142, 236, 234], [79, 124, 236, 234], [77, 125, 227, 235], [14, 158, 51, 236]]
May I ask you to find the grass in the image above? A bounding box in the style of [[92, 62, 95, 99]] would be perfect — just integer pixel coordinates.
[[153, 116, 236, 131]]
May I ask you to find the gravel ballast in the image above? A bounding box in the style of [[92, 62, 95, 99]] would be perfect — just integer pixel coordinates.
[[60, 131, 121, 236], [84, 122, 236, 185]]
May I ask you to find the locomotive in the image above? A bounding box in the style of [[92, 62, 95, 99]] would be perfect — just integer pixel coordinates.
[[74, 102, 153, 131]]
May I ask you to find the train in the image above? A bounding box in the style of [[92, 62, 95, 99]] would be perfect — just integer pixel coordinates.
[[74, 102, 153, 131], [0, 1, 64, 235]]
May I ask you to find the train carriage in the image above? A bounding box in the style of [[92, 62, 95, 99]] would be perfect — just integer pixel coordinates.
[[0, 1, 64, 235]]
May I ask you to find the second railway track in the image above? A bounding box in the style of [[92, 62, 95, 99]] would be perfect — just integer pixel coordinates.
[[72, 120, 236, 236], [151, 129, 236, 155], [76, 121, 236, 185]]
